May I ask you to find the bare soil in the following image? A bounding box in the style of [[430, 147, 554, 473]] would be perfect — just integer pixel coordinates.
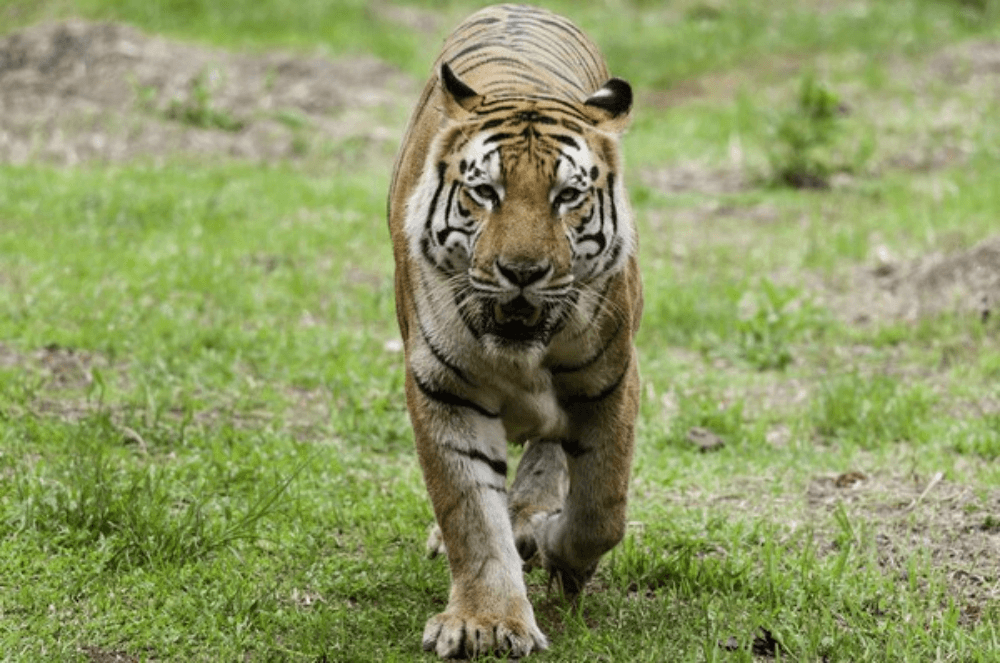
[[828, 236, 1000, 325], [807, 469, 1000, 619], [0, 20, 416, 164]]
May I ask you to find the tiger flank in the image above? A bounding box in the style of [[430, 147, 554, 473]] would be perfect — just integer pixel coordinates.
[[387, 4, 641, 658]]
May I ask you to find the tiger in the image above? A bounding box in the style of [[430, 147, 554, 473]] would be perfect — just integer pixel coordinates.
[[386, 4, 641, 658]]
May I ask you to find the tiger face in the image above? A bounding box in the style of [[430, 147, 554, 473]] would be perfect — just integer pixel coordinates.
[[406, 74, 634, 351]]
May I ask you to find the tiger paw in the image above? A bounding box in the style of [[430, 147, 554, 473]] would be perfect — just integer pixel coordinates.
[[530, 512, 603, 597], [546, 559, 599, 597], [422, 608, 548, 659], [513, 509, 559, 571]]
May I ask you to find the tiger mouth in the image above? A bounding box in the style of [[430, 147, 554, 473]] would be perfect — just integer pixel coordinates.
[[486, 297, 551, 344], [493, 297, 543, 327]]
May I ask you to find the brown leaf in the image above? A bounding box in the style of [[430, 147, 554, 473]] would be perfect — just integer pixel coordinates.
[[686, 426, 726, 452], [834, 471, 867, 488]]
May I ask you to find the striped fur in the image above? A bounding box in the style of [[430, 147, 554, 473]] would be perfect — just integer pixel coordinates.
[[387, 5, 641, 658]]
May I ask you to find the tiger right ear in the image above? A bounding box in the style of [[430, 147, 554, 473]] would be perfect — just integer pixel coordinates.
[[584, 77, 633, 132], [440, 62, 483, 117]]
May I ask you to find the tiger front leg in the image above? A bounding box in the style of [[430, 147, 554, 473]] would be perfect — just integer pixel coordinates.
[[408, 377, 548, 659], [533, 362, 639, 595]]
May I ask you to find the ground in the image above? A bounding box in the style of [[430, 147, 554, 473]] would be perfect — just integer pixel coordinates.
[[0, 20, 414, 164]]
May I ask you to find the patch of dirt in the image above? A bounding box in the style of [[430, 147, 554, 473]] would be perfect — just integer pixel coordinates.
[[0, 341, 110, 392], [641, 162, 748, 196], [0, 20, 417, 164], [0, 341, 127, 425], [928, 39, 1000, 91], [660, 463, 1000, 622], [372, 2, 447, 36], [807, 470, 1000, 618], [80, 646, 141, 663], [0, 341, 334, 444], [868, 39, 1000, 175], [823, 235, 1000, 325]]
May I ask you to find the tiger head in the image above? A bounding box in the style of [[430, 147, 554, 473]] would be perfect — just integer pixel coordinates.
[[406, 63, 634, 349]]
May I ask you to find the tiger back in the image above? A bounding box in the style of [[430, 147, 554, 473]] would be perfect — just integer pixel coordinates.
[[386, 4, 641, 659]]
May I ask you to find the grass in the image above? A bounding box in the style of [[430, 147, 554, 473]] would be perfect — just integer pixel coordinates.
[[2, 0, 1000, 660]]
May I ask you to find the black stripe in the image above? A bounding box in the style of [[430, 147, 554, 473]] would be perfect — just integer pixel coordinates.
[[458, 56, 549, 86], [516, 111, 558, 125], [597, 188, 604, 229], [424, 161, 447, 232], [529, 57, 590, 97], [418, 320, 472, 385], [450, 42, 494, 65], [435, 182, 461, 246], [463, 15, 501, 27], [527, 97, 593, 123], [560, 438, 592, 458], [551, 134, 580, 149], [480, 118, 506, 130], [551, 317, 623, 374], [483, 132, 515, 145], [474, 100, 520, 112], [476, 98, 590, 125], [604, 238, 623, 271], [561, 151, 578, 171], [509, 32, 586, 92], [579, 189, 608, 258], [412, 371, 499, 418], [607, 172, 618, 234], [565, 358, 630, 405], [444, 442, 508, 477], [519, 15, 604, 79]]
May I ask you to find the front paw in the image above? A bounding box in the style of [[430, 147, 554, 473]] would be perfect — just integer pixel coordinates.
[[422, 607, 548, 659]]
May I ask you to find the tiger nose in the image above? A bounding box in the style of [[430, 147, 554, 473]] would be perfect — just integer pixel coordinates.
[[496, 259, 551, 288]]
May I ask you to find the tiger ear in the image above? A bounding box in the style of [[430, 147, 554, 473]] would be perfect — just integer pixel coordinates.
[[584, 78, 633, 132], [440, 62, 483, 118]]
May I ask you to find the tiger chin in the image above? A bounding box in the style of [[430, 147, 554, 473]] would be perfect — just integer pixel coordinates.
[[386, 4, 642, 659]]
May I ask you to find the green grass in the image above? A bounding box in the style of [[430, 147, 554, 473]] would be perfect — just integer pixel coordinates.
[[2, 0, 1000, 660]]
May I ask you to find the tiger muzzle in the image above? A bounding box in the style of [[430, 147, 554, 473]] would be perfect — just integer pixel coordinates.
[[484, 293, 554, 344], [494, 296, 543, 327]]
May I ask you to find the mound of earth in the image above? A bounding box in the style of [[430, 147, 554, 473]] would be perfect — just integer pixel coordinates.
[[831, 236, 1000, 325], [0, 20, 417, 164]]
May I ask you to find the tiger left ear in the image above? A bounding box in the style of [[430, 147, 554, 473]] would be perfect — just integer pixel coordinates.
[[584, 78, 633, 132], [440, 62, 483, 118]]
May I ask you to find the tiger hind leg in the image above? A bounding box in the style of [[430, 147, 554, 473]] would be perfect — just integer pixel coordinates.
[[530, 367, 639, 596], [508, 439, 569, 570]]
